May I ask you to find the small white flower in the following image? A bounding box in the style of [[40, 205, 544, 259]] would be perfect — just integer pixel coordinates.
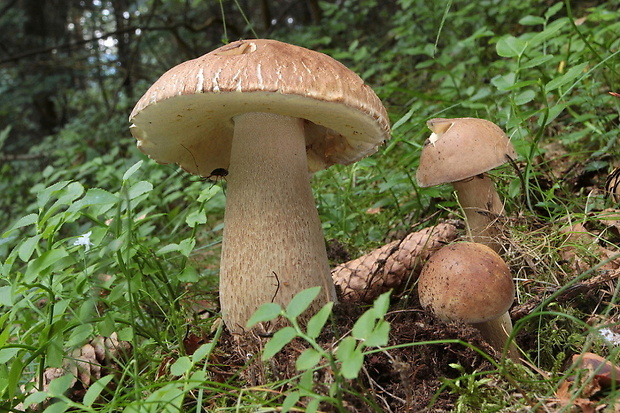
[[74, 231, 94, 251]]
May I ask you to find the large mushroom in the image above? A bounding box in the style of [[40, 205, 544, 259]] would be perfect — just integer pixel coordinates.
[[416, 118, 516, 252], [417, 242, 520, 361], [129, 39, 390, 334]]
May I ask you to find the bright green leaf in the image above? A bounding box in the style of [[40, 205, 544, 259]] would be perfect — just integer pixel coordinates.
[[18, 234, 41, 262], [66, 323, 93, 347], [262, 326, 297, 360], [285, 286, 321, 319], [186, 209, 207, 227], [170, 356, 192, 376], [282, 391, 300, 413], [192, 342, 215, 364], [496, 35, 526, 58], [519, 15, 545, 25], [306, 302, 333, 339], [178, 238, 195, 257], [47, 373, 74, 397], [514, 90, 536, 105], [295, 348, 322, 371], [352, 309, 377, 341], [123, 160, 143, 181], [156, 243, 179, 255], [24, 391, 48, 408], [364, 319, 391, 347], [247, 302, 282, 328], [83, 374, 114, 407], [545, 63, 588, 91], [372, 291, 391, 317], [127, 181, 153, 200], [5, 213, 37, 235]]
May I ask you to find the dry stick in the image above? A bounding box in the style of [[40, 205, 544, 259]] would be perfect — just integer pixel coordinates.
[[331, 222, 458, 303]]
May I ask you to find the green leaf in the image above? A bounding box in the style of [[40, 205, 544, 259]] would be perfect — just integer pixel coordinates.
[[170, 356, 192, 376], [295, 348, 322, 371], [306, 397, 320, 413], [282, 391, 300, 413], [364, 319, 391, 347], [18, 234, 41, 262], [37, 181, 71, 209], [262, 326, 297, 360], [83, 374, 114, 407], [186, 209, 207, 227], [519, 15, 545, 25], [66, 323, 93, 347], [192, 342, 215, 364], [178, 238, 195, 257], [68, 188, 119, 212], [4, 213, 37, 235], [178, 266, 199, 282], [496, 35, 526, 58], [521, 54, 555, 69], [514, 90, 536, 105], [42, 400, 69, 413], [545, 63, 588, 91], [246, 302, 282, 328], [0, 286, 12, 307], [306, 301, 333, 339], [123, 160, 143, 181], [156, 243, 179, 255], [24, 247, 70, 283], [47, 373, 75, 397], [285, 286, 321, 319], [127, 181, 153, 200], [336, 337, 364, 379], [544, 2, 563, 19], [336, 336, 357, 360], [392, 105, 415, 131], [24, 391, 48, 408], [352, 309, 377, 341], [543, 103, 567, 126], [372, 291, 391, 317]]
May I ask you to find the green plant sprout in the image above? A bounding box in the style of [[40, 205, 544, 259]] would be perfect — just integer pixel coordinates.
[[247, 287, 391, 413]]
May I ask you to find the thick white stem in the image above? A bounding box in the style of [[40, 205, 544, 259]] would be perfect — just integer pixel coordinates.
[[219, 112, 336, 334], [473, 312, 520, 362], [453, 174, 504, 252]]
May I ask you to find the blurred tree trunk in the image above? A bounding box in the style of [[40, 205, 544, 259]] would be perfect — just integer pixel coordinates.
[[111, 0, 134, 100], [21, 0, 71, 137]]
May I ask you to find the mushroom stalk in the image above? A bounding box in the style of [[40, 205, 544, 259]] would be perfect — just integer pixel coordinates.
[[220, 112, 337, 334], [473, 312, 520, 362], [453, 174, 504, 252]]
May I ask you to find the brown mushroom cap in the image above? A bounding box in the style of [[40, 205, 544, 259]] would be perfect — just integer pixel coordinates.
[[129, 39, 390, 175], [418, 242, 514, 323], [416, 118, 516, 187]]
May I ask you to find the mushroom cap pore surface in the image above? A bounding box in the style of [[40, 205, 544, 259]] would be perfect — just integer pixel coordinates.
[[418, 242, 514, 323], [416, 117, 516, 187], [129, 39, 390, 176]]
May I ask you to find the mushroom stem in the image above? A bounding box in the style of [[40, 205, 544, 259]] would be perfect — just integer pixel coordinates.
[[473, 312, 520, 362], [452, 174, 504, 252], [219, 112, 336, 334]]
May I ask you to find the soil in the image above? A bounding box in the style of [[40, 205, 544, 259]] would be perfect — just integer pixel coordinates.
[[211, 297, 503, 412]]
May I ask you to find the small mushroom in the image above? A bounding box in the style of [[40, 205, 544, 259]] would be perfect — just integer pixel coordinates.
[[129, 39, 390, 334], [416, 118, 516, 252], [417, 242, 520, 361]]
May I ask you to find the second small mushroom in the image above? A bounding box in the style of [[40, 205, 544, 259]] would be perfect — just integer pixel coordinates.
[[416, 118, 516, 252], [417, 242, 520, 362]]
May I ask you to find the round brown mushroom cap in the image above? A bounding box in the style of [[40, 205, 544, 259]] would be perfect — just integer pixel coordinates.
[[129, 39, 390, 175], [418, 242, 514, 324], [416, 118, 517, 187]]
